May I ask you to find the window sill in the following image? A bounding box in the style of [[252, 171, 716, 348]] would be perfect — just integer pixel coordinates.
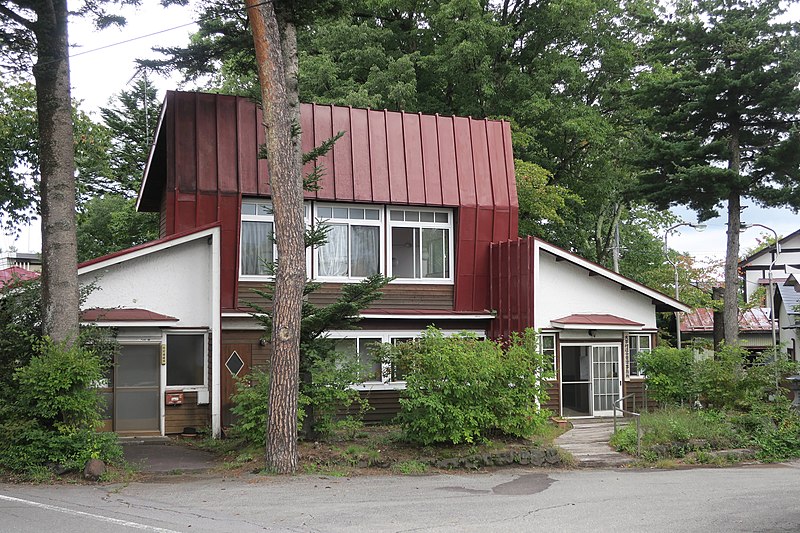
[[388, 278, 454, 285], [239, 275, 276, 282], [350, 382, 407, 391]]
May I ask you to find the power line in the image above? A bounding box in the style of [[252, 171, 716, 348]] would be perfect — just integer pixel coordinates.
[[69, 21, 198, 59]]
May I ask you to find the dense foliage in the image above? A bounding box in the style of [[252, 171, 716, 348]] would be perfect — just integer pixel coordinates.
[[385, 328, 552, 445], [618, 345, 800, 463], [0, 280, 120, 479]]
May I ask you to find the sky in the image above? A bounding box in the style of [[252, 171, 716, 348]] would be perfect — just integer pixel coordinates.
[[1, 1, 798, 268]]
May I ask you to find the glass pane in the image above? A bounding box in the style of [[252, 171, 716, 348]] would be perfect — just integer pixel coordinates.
[[351, 225, 380, 277], [318, 224, 349, 276], [333, 207, 349, 219], [391, 227, 417, 278], [640, 336, 651, 349], [421, 228, 447, 278], [116, 345, 159, 387], [257, 203, 272, 216], [349, 208, 365, 220], [390, 210, 404, 221], [405, 211, 419, 222], [435, 212, 448, 223], [365, 209, 380, 220], [241, 221, 274, 275], [542, 335, 555, 350], [241, 202, 256, 215], [334, 338, 357, 357], [359, 338, 383, 381], [317, 206, 332, 219], [420, 211, 434, 222], [167, 334, 205, 386], [115, 390, 160, 432]]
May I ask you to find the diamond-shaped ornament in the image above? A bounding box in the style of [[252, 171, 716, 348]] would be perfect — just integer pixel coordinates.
[[226, 351, 244, 376]]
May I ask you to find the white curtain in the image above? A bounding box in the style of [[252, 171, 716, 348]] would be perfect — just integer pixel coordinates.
[[351, 225, 379, 277], [241, 221, 273, 275], [318, 224, 348, 276]]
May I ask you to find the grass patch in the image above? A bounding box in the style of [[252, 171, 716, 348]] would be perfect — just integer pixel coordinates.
[[391, 460, 428, 475]]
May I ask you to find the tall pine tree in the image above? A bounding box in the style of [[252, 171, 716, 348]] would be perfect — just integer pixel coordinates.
[[634, 0, 800, 344]]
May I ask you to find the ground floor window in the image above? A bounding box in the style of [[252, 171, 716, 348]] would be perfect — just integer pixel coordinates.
[[627, 334, 651, 377], [539, 333, 557, 379], [167, 333, 207, 387]]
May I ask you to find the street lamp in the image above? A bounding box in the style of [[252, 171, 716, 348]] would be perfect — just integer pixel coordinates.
[[663, 222, 707, 348], [740, 223, 781, 351]]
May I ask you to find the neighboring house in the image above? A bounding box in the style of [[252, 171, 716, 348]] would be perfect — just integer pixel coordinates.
[[774, 274, 800, 359], [0, 251, 42, 272], [680, 307, 774, 358], [0, 265, 39, 288], [78, 91, 687, 436], [739, 228, 800, 303]]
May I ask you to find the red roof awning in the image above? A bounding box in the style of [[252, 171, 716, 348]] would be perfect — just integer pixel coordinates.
[[550, 314, 644, 329], [0, 266, 39, 287]]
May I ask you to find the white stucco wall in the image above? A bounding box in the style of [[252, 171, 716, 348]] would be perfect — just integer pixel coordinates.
[[534, 248, 658, 330], [79, 237, 214, 328], [743, 233, 800, 302]]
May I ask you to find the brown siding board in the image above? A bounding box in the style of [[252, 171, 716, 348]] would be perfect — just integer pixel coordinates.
[[487, 120, 510, 212], [164, 392, 210, 434], [420, 114, 442, 206], [453, 117, 476, 207], [314, 104, 336, 198], [437, 116, 460, 206], [255, 117, 270, 196], [174, 94, 197, 193], [471, 120, 494, 208]]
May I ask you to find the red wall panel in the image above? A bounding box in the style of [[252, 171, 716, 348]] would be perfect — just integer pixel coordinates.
[[196, 93, 218, 193], [350, 108, 372, 201], [386, 112, 408, 204], [313, 105, 335, 198], [367, 110, 390, 203], [420, 114, 443, 205], [403, 113, 426, 205], [237, 98, 258, 195], [332, 106, 354, 200], [217, 96, 239, 193]]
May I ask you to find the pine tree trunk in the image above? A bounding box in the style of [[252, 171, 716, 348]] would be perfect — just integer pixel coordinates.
[[246, 0, 304, 474], [723, 125, 742, 345], [33, 0, 80, 344]]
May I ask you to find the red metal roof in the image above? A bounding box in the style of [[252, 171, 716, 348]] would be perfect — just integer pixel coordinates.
[[81, 308, 178, 322], [0, 266, 39, 287], [680, 307, 772, 332], [551, 314, 645, 327]]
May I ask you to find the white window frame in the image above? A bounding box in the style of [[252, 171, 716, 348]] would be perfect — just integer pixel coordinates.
[[326, 329, 485, 391], [387, 207, 454, 284], [313, 202, 384, 281], [240, 199, 311, 280], [628, 333, 652, 378], [164, 330, 208, 393], [539, 332, 557, 381], [239, 198, 276, 280]]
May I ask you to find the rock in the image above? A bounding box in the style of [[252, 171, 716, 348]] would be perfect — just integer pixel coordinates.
[[46, 462, 69, 476], [530, 449, 546, 466], [83, 459, 106, 481], [688, 439, 709, 450]]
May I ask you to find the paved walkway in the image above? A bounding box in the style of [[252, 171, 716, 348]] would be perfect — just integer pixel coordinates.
[[122, 440, 218, 473], [554, 418, 634, 467]]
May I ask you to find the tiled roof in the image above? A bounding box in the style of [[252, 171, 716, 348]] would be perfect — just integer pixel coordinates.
[[81, 308, 178, 322], [0, 266, 39, 287], [680, 307, 772, 332]]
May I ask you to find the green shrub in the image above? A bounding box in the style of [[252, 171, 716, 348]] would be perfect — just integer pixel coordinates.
[[388, 327, 551, 445], [230, 351, 367, 446], [637, 347, 695, 406], [0, 339, 121, 477]]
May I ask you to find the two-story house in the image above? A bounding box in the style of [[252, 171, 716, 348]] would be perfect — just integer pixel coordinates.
[[78, 91, 688, 437]]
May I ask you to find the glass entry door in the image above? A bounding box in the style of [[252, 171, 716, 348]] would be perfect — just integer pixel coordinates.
[[114, 344, 161, 434], [591, 345, 621, 417], [560, 344, 621, 417]]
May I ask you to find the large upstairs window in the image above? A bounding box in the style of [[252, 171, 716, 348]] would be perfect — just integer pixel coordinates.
[[315, 204, 382, 280], [388, 208, 452, 281]]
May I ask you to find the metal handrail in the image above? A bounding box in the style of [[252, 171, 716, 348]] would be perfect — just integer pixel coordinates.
[[613, 393, 641, 456]]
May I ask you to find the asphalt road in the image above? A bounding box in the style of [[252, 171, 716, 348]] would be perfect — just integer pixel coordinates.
[[2, 463, 800, 532]]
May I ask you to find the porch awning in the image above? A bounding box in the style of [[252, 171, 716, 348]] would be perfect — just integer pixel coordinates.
[[550, 314, 644, 330], [81, 307, 179, 326]]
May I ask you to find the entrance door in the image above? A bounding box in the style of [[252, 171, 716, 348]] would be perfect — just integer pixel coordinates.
[[221, 344, 252, 428], [591, 345, 621, 417], [114, 344, 161, 434], [560, 344, 621, 417]]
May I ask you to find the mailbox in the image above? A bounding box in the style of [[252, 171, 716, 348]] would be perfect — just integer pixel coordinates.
[[165, 392, 184, 406]]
